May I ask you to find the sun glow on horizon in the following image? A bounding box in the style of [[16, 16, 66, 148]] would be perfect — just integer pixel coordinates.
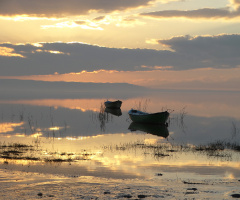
[[1, 67, 240, 91]]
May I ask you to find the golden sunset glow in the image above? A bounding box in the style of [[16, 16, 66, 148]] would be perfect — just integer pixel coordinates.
[[1, 1, 240, 197], [1, 67, 240, 91], [0, 99, 103, 112], [34, 49, 69, 55], [49, 126, 61, 131], [66, 135, 104, 141], [42, 20, 104, 30], [30, 133, 43, 138], [0, 47, 24, 58]]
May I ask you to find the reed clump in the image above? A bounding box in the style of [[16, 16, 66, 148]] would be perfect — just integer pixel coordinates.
[[0, 142, 94, 163], [102, 139, 240, 161]]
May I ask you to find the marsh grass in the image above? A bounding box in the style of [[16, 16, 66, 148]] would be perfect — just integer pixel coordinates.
[[133, 99, 174, 114], [103, 141, 185, 159], [98, 103, 108, 132], [0, 142, 39, 161], [0, 142, 94, 163], [1, 106, 67, 139], [90, 102, 113, 132], [168, 106, 187, 133], [133, 99, 150, 112], [102, 139, 240, 160], [195, 140, 240, 152], [43, 151, 94, 162], [195, 140, 225, 151], [231, 121, 239, 139], [44, 158, 73, 163]]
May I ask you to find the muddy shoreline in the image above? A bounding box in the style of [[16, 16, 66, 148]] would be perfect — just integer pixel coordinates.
[[1, 169, 239, 199]]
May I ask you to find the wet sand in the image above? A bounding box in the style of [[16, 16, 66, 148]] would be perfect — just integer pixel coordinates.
[[1, 169, 239, 199]]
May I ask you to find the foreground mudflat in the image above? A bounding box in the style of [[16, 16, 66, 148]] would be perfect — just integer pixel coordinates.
[[0, 169, 239, 200]]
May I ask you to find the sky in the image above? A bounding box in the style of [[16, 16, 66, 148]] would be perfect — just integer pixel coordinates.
[[1, 0, 240, 91]]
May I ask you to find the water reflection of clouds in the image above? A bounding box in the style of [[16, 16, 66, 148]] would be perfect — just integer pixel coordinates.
[[142, 163, 240, 179], [0, 99, 103, 112], [0, 122, 24, 134], [0, 108, 239, 147], [0, 133, 240, 181], [0, 90, 239, 145], [1, 90, 239, 119], [169, 115, 240, 145]]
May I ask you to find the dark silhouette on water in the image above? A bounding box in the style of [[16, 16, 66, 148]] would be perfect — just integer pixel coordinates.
[[104, 100, 122, 109], [128, 122, 169, 138], [128, 109, 169, 125], [104, 108, 122, 116]]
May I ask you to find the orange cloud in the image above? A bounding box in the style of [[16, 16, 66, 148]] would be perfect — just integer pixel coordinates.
[[0, 46, 25, 57], [0, 0, 154, 18]]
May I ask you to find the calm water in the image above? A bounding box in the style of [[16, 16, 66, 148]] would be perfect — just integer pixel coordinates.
[[0, 90, 240, 182]]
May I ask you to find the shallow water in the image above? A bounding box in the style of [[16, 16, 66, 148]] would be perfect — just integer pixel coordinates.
[[0, 90, 240, 199]]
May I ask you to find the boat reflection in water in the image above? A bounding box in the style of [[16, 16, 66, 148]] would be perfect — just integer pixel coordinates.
[[128, 122, 169, 138], [104, 107, 122, 116]]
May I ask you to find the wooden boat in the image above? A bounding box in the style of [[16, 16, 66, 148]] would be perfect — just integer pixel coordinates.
[[104, 100, 122, 109], [104, 108, 122, 116], [128, 109, 169, 125], [128, 122, 169, 138]]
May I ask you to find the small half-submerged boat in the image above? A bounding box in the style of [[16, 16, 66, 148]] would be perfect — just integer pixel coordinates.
[[128, 109, 169, 125], [104, 100, 122, 109], [128, 122, 169, 138]]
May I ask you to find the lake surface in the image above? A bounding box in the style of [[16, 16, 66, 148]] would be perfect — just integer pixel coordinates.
[[0, 89, 240, 199]]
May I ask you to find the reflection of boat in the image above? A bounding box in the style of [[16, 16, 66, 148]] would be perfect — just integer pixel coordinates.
[[104, 100, 122, 109], [104, 108, 122, 116], [128, 122, 169, 138], [128, 109, 169, 125]]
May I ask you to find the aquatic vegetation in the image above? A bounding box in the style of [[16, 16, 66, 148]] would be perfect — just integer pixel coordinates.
[[195, 140, 225, 151], [102, 139, 240, 161], [195, 140, 240, 152], [231, 121, 239, 139], [90, 102, 113, 132], [44, 158, 73, 162], [168, 106, 187, 133], [133, 99, 150, 112], [0, 142, 95, 163], [0, 142, 39, 161]]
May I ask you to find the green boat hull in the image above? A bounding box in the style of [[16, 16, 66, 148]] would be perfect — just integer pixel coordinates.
[[104, 100, 122, 109], [129, 111, 169, 125]]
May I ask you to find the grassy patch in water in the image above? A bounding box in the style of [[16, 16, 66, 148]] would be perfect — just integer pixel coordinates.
[[102, 139, 239, 160], [0, 142, 95, 163], [195, 140, 240, 152]]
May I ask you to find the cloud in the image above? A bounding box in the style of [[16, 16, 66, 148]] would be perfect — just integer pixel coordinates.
[[140, 0, 240, 20], [93, 16, 106, 21], [41, 20, 104, 30], [158, 34, 240, 69], [0, 0, 154, 17], [0, 46, 25, 58], [0, 34, 240, 76], [229, 0, 240, 10]]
